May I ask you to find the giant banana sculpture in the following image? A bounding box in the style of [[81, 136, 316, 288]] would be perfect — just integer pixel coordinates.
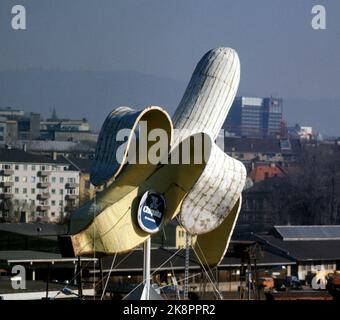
[[61, 47, 246, 267]]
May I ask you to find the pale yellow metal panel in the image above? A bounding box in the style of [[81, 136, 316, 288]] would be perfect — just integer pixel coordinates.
[[173, 47, 246, 235], [91, 106, 173, 186], [69, 133, 209, 255], [194, 196, 242, 267], [173, 47, 240, 144], [179, 142, 246, 234]]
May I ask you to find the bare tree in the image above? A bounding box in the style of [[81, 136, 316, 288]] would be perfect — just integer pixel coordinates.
[[270, 143, 340, 225]]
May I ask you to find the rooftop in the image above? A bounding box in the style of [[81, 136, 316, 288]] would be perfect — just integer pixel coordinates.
[[0, 148, 69, 165], [224, 137, 301, 154], [96, 243, 295, 274], [0, 223, 67, 238], [0, 250, 96, 264], [256, 234, 340, 261], [273, 225, 340, 241]]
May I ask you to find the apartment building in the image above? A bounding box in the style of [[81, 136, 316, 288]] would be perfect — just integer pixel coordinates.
[[0, 147, 80, 223]]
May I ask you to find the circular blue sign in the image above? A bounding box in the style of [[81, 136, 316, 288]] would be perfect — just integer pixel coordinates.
[[137, 191, 165, 234]]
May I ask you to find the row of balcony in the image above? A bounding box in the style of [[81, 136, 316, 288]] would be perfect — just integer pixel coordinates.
[[36, 205, 77, 212], [36, 193, 77, 200], [0, 192, 77, 199], [36, 182, 79, 189], [0, 181, 14, 187], [0, 200, 77, 212], [0, 193, 13, 199], [0, 180, 78, 190], [1, 170, 56, 177], [0, 169, 14, 176]]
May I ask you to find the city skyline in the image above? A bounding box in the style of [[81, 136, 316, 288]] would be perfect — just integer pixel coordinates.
[[0, 0, 339, 136]]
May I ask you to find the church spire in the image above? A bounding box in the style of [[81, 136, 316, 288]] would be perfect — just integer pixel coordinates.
[[51, 107, 58, 121]]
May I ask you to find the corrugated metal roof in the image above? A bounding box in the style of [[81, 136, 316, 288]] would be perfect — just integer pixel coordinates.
[[257, 234, 340, 261], [0, 250, 96, 263], [274, 225, 340, 241]]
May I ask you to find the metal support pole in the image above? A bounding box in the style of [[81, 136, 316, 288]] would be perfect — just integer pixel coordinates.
[[247, 259, 251, 300], [143, 237, 151, 300], [99, 258, 104, 296], [184, 231, 190, 299], [216, 267, 219, 292], [77, 257, 83, 298], [46, 263, 50, 299]]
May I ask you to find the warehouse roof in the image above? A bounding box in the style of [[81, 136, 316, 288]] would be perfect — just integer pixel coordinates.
[[256, 234, 340, 261], [273, 225, 340, 241], [0, 250, 96, 264]]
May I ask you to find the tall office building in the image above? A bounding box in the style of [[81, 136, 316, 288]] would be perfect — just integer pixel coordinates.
[[224, 96, 283, 138]]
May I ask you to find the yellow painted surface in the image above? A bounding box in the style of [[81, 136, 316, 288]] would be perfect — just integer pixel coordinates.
[[70, 134, 207, 255], [194, 197, 242, 267]]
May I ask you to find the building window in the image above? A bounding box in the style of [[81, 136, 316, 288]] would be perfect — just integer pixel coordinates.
[[15, 165, 19, 170], [68, 177, 76, 183], [51, 200, 56, 206], [15, 188, 19, 194], [51, 212, 55, 217], [31, 188, 35, 194], [52, 177, 56, 183], [52, 189, 56, 194], [23, 164, 28, 171], [60, 189, 63, 195], [31, 176, 36, 183], [60, 177, 64, 183], [22, 176, 27, 183], [15, 176, 19, 182], [59, 200, 63, 206], [31, 200, 35, 205], [23, 188, 27, 194], [32, 165, 36, 171]]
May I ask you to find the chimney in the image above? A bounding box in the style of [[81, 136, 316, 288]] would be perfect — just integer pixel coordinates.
[[23, 143, 27, 152], [52, 151, 57, 161]]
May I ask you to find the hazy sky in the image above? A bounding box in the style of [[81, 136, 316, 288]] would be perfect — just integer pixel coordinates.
[[0, 0, 339, 133]]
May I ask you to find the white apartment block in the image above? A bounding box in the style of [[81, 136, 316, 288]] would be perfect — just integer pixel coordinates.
[[0, 148, 80, 223]]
